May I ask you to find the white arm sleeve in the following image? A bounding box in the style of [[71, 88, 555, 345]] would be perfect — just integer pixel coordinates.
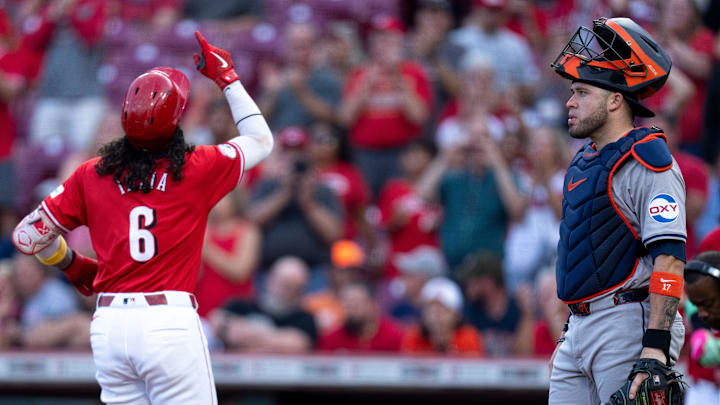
[[223, 81, 274, 170]]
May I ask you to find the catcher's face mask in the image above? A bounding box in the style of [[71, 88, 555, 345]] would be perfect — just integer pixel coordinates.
[[552, 17, 671, 117]]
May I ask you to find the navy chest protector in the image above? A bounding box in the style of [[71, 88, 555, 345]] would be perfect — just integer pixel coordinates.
[[556, 127, 673, 303]]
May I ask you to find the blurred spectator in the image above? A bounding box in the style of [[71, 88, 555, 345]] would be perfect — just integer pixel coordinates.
[[515, 270, 569, 357], [308, 122, 372, 243], [449, 0, 539, 97], [434, 51, 513, 156], [106, 0, 181, 29], [379, 139, 442, 279], [318, 280, 404, 352], [401, 276, 485, 355], [210, 256, 317, 353], [407, 0, 463, 131], [317, 20, 365, 82], [0, 5, 56, 216], [28, 0, 107, 153], [338, 15, 432, 197], [417, 120, 526, 268], [0, 259, 19, 347], [259, 22, 343, 130], [183, 0, 263, 28], [697, 153, 720, 240], [505, 0, 549, 53], [196, 190, 261, 318], [457, 251, 523, 357], [304, 240, 366, 334], [382, 245, 448, 324], [185, 95, 236, 146], [13, 255, 90, 349], [247, 127, 343, 276], [503, 126, 566, 291], [653, 113, 709, 258], [653, 0, 714, 154]]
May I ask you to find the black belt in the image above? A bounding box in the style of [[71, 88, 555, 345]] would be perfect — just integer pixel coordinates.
[[568, 288, 648, 316]]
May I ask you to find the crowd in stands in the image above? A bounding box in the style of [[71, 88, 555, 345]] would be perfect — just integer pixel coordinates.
[[1, 1, 720, 376]]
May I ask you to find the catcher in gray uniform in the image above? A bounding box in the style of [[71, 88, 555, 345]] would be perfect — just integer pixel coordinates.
[[549, 17, 687, 404]]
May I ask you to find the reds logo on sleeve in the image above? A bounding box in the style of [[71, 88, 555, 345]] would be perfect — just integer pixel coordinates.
[[648, 194, 680, 223], [218, 144, 237, 159]]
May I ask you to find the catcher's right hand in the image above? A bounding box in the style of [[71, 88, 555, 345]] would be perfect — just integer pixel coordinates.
[[193, 31, 239, 89], [606, 358, 686, 405]]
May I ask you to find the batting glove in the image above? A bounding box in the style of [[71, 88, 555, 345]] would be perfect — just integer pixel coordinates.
[[193, 31, 239, 90], [64, 251, 98, 296]]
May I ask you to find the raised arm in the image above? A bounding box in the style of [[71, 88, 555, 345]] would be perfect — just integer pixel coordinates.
[[194, 31, 274, 170]]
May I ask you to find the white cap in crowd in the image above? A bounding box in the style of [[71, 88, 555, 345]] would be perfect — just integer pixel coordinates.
[[420, 277, 463, 313]]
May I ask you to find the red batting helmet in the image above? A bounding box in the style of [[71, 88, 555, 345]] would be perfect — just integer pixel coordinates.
[[552, 17, 671, 117], [121, 67, 190, 151]]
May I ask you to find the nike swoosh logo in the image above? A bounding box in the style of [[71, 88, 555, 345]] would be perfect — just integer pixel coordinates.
[[568, 177, 588, 191], [659, 278, 675, 283], [210, 51, 229, 68]]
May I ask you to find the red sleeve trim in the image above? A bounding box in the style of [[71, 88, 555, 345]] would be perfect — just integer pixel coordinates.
[[227, 142, 245, 185], [41, 200, 70, 233]]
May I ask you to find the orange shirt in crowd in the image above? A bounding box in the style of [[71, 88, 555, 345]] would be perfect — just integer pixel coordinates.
[[401, 324, 485, 355]]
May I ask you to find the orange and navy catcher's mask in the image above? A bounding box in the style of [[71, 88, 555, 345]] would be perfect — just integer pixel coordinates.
[[552, 17, 672, 117]]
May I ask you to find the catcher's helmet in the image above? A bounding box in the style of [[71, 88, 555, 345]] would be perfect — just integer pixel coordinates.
[[552, 17, 671, 117], [121, 67, 190, 151]]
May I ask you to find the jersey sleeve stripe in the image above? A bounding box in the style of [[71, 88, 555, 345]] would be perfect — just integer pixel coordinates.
[[643, 233, 687, 246], [227, 141, 245, 185], [41, 200, 71, 233]]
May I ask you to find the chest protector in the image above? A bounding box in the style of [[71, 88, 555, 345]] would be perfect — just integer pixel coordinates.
[[556, 127, 673, 303]]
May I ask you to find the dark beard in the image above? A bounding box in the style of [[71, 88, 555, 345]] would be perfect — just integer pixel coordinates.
[[569, 106, 608, 139], [344, 318, 365, 336]]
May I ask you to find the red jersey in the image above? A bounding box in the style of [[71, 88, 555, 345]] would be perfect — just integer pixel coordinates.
[[344, 62, 432, 149], [379, 179, 441, 278], [42, 144, 245, 293], [195, 221, 255, 317], [318, 316, 404, 352], [317, 162, 370, 239]]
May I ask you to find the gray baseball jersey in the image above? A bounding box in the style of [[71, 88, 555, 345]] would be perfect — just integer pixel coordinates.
[[608, 157, 687, 295], [549, 155, 687, 405]]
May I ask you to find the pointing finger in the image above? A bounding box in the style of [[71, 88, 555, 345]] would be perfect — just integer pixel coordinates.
[[194, 31, 208, 48]]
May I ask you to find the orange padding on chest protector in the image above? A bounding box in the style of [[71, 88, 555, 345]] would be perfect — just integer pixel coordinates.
[[649, 272, 684, 299]]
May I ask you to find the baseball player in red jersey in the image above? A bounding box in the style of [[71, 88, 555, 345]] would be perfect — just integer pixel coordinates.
[[10, 32, 273, 404]]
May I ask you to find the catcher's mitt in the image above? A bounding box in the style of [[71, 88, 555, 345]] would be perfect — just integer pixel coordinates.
[[606, 359, 687, 405]]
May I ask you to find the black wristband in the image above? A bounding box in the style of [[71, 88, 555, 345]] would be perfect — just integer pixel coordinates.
[[642, 328, 671, 365]]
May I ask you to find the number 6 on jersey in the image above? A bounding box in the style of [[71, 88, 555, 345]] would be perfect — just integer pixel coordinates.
[[129, 206, 157, 262]]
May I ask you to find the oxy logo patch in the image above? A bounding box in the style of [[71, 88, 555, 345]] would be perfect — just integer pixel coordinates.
[[649, 194, 679, 223]]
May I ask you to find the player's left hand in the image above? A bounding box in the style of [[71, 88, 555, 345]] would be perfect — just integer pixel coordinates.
[[606, 356, 686, 405], [193, 31, 239, 90], [628, 347, 665, 400]]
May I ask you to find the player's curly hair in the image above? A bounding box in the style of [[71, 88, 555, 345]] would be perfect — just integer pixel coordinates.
[[95, 128, 195, 193]]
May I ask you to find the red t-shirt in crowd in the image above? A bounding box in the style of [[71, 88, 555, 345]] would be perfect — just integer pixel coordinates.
[[675, 151, 709, 257], [195, 221, 255, 317], [533, 320, 557, 356], [318, 316, 404, 352], [42, 144, 245, 293], [344, 61, 432, 149], [698, 226, 720, 253], [379, 179, 441, 278], [646, 28, 714, 145], [318, 161, 370, 239]]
